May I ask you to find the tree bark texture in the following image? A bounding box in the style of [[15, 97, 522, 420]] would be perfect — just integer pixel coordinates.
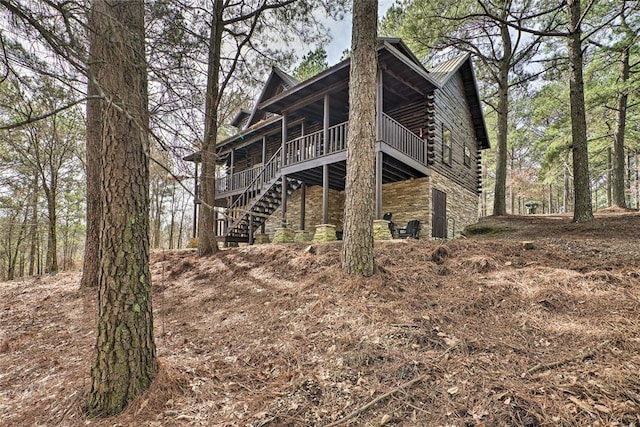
[[612, 47, 629, 208], [341, 0, 377, 277], [198, 0, 224, 256], [567, 0, 593, 222], [492, 20, 512, 216], [86, 0, 157, 416], [28, 173, 38, 276], [80, 2, 103, 288], [43, 184, 58, 273]]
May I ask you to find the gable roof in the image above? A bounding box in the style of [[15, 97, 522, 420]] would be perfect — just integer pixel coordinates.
[[427, 53, 490, 149], [230, 108, 251, 128], [245, 66, 299, 128], [258, 38, 442, 114], [427, 53, 470, 86], [218, 39, 489, 151]]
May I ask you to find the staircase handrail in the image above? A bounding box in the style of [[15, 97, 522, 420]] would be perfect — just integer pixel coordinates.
[[223, 147, 282, 236]]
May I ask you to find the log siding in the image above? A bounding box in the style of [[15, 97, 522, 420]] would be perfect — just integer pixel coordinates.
[[430, 73, 480, 194]]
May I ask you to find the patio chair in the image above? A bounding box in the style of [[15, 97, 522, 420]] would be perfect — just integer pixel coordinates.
[[397, 220, 420, 239]]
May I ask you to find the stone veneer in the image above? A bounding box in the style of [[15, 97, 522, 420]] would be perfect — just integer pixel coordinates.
[[265, 185, 345, 237], [312, 224, 337, 242], [429, 170, 479, 238], [380, 177, 431, 237], [373, 220, 393, 240], [261, 173, 478, 241]]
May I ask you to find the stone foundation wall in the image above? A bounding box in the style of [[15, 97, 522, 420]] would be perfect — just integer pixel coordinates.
[[380, 177, 431, 236], [430, 170, 479, 237], [264, 185, 344, 239], [261, 172, 477, 241]]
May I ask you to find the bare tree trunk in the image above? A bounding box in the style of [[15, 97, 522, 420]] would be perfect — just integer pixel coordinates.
[[564, 163, 570, 213], [636, 151, 639, 209], [151, 181, 164, 248], [612, 47, 629, 208], [42, 184, 58, 274], [168, 181, 176, 249], [492, 19, 512, 216], [567, 0, 593, 222], [28, 175, 38, 276], [341, 0, 377, 277], [198, 0, 224, 256], [86, 0, 157, 416], [607, 147, 612, 207], [80, 1, 103, 289]]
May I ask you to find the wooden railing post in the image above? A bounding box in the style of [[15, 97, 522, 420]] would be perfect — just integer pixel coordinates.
[[376, 69, 383, 141], [323, 93, 330, 155], [282, 112, 288, 166]]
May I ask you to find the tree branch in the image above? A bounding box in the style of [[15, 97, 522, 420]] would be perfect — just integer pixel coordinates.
[[0, 96, 99, 130]]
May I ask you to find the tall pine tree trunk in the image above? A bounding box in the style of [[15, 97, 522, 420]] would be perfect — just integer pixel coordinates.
[[198, 0, 224, 256], [80, 2, 103, 289], [28, 174, 38, 276], [43, 184, 58, 273], [567, 0, 593, 222], [492, 19, 512, 216], [612, 47, 629, 208], [341, 0, 377, 276], [86, 0, 157, 415]]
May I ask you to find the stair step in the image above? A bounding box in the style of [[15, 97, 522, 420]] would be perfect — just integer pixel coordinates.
[[223, 175, 304, 239]]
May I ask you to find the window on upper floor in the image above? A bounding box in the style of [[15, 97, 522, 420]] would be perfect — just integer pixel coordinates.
[[442, 126, 452, 165], [464, 144, 472, 167]]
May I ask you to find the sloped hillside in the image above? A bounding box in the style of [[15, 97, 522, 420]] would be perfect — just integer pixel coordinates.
[[1, 211, 640, 426]]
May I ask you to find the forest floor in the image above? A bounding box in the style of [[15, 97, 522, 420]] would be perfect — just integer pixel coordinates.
[[2, 209, 640, 426]]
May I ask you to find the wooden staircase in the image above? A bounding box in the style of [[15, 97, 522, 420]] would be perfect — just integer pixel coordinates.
[[220, 148, 301, 243]]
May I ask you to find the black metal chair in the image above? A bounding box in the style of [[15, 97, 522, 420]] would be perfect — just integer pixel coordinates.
[[397, 220, 420, 239]]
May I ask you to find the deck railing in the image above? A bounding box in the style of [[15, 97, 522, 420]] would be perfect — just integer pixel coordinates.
[[223, 148, 281, 232], [284, 128, 323, 165], [218, 114, 425, 197], [380, 113, 426, 165], [216, 166, 263, 195], [216, 175, 229, 194], [327, 121, 348, 155], [284, 121, 349, 166]]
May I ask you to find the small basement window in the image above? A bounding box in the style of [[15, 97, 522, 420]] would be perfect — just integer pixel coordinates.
[[463, 145, 472, 167], [442, 126, 452, 165]]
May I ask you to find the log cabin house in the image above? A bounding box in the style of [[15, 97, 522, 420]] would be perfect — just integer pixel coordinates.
[[186, 38, 490, 244]]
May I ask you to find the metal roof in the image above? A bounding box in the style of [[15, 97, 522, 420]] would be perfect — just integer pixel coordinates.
[[427, 53, 470, 87]]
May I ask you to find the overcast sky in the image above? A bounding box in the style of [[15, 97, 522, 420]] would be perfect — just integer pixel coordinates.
[[323, 1, 396, 64]]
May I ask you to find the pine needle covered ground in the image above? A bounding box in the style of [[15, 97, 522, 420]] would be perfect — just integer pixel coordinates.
[[2, 210, 640, 426]]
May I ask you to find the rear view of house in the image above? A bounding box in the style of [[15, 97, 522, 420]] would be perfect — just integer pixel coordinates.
[[186, 38, 490, 244]]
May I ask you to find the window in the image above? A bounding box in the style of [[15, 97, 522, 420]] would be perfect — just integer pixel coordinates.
[[463, 145, 472, 167], [442, 126, 452, 165]]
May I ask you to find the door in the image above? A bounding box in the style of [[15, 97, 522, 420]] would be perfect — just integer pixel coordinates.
[[432, 189, 447, 238]]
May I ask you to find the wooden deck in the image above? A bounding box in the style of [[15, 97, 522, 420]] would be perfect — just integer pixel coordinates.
[[215, 113, 428, 199]]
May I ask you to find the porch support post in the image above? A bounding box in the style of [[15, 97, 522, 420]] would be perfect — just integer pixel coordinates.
[[323, 93, 330, 155], [300, 183, 306, 230], [261, 136, 267, 165], [229, 149, 235, 189], [376, 68, 383, 141], [376, 151, 383, 219], [281, 112, 288, 165], [322, 164, 329, 223], [281, 175, 288, 227], [248, 214, 254, 245]]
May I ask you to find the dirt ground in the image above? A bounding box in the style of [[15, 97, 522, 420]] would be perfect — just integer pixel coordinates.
[[1, 210, 640, 426]]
